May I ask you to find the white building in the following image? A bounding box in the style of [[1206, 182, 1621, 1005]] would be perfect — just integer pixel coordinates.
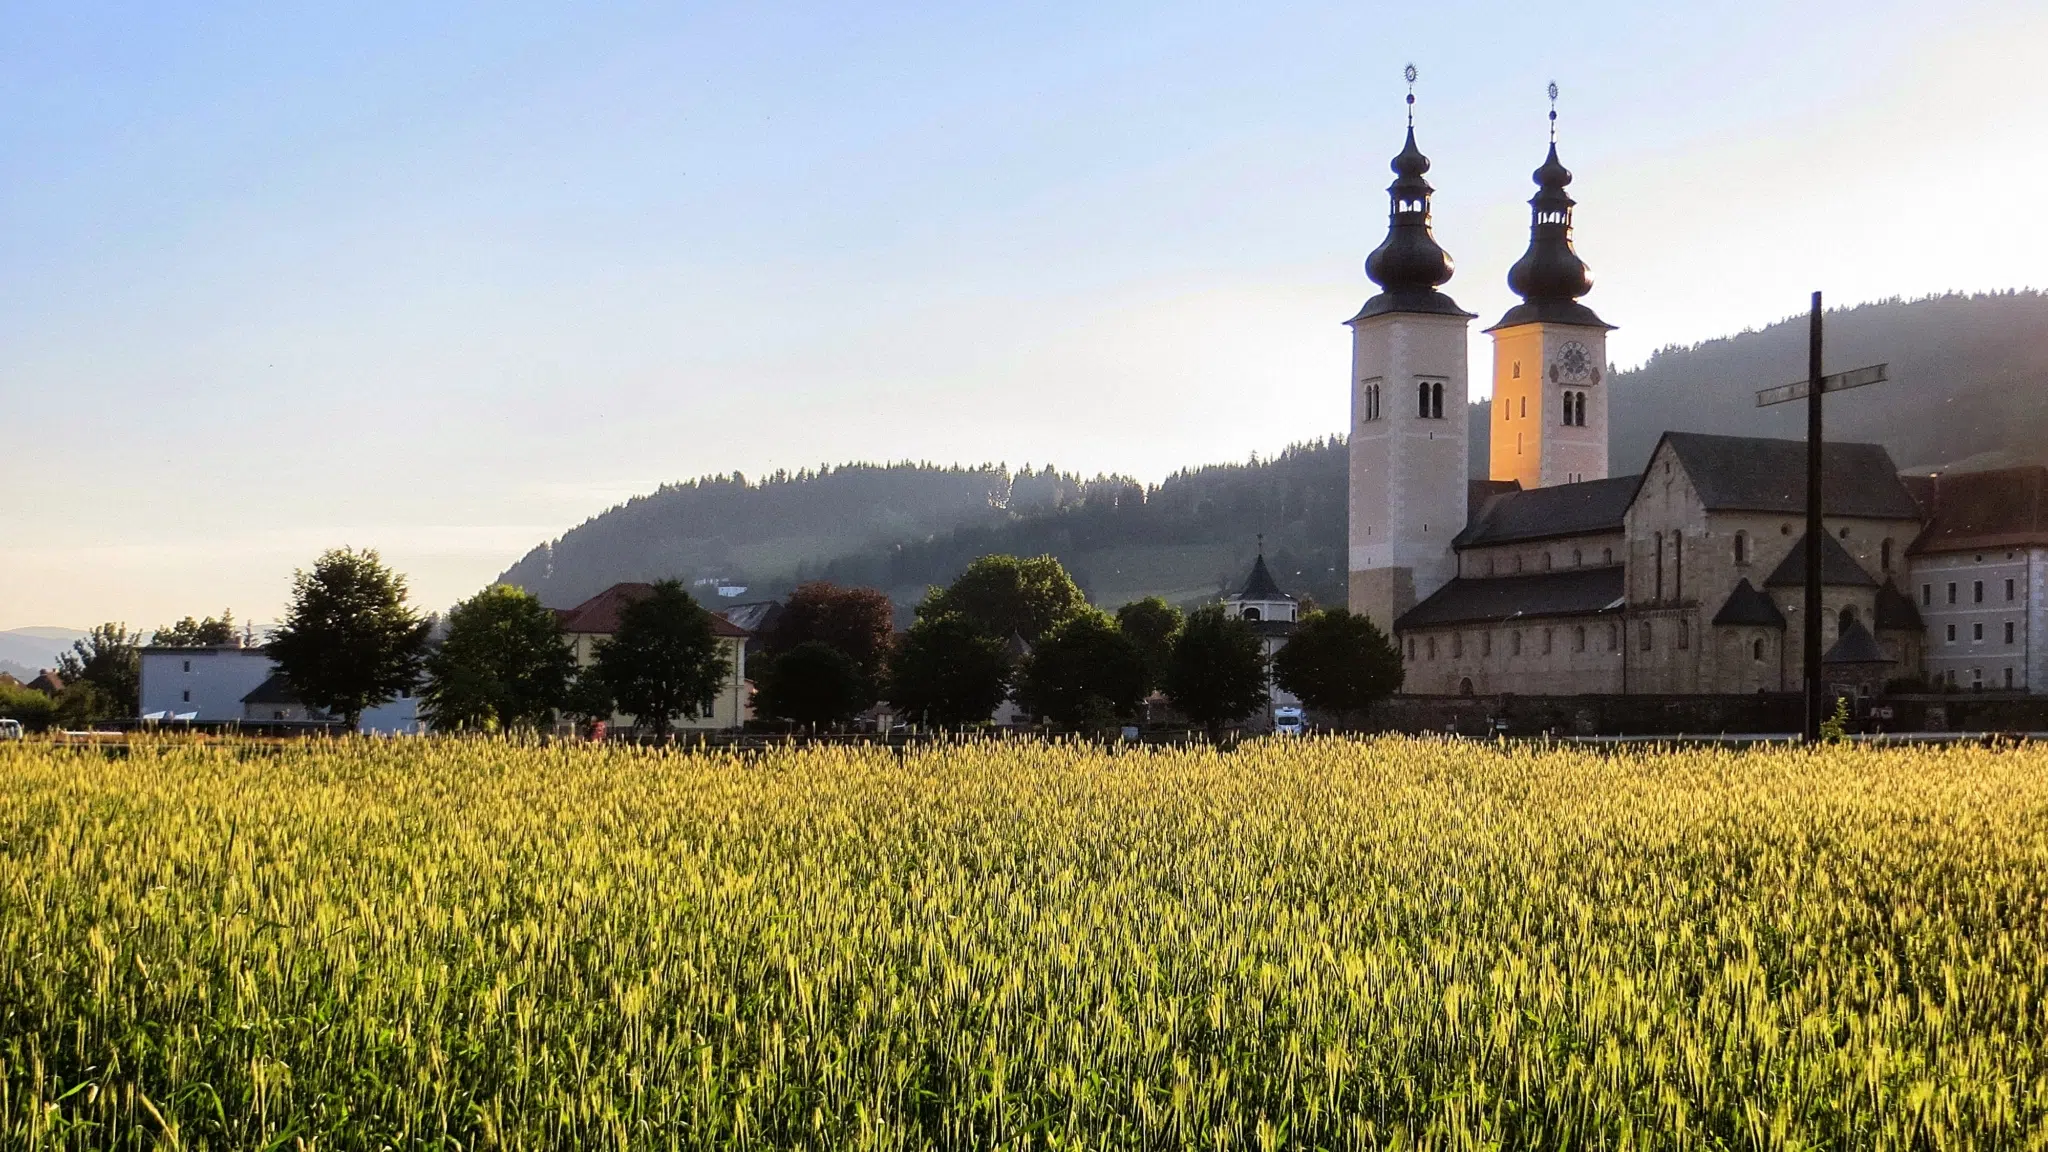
[[1222, 549, 1303, 723], [1908, 466, 2048, 694], [138, 646, 422, 733]]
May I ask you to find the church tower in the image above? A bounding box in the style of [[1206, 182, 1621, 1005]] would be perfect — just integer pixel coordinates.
[[1487, 87, 1614, 490], [1348, 72, 1475, 632]]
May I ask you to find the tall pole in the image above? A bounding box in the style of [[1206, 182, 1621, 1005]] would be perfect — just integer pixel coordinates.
[[1803, 291, 1824, 742]]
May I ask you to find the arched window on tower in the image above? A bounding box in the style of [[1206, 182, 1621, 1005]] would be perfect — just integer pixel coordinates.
[[1430, 382, 1444, 420], [1574, 391, 1587, 427], [1562, 392, 1574, 426], [1418, 381, 1431, 419], [1734, 531, 1748, 565]]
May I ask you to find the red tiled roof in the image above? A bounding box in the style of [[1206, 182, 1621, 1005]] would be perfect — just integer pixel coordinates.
[[559, 583, 749, 638], [1907, 466, 2048, 554]]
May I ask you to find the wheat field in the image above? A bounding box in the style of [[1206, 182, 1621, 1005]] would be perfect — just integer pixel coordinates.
[[2, 736, 2045, 1150]]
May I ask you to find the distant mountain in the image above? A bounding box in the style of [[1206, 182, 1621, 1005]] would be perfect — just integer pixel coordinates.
[[501, 291, 2048, 615], [0, 628, 84, 680]]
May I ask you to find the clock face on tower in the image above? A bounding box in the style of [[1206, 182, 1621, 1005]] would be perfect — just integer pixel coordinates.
[[1556, 340, 1592, 382]]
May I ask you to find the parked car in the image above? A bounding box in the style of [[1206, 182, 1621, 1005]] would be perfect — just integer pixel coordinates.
[[1272, 706, 1305, 736], [0, 719, 23, 742]]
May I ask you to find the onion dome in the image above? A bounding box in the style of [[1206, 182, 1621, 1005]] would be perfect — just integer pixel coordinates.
[[1489, 94, 1613, 332], [1351, 77, 1474, 323]]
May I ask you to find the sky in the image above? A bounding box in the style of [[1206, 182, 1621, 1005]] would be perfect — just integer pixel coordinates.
[[3, 0, 2046, 630]]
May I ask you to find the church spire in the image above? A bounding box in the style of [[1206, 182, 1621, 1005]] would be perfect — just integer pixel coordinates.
[[1491, 83, 1612, 331], [1353, 66, 1474, 322]]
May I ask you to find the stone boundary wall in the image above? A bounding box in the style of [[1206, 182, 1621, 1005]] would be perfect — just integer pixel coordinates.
[[1344, 692, 2048, 736]]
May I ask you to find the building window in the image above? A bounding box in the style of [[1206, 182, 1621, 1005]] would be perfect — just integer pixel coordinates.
[[1947, 624, 1956, 642], [1922, 583, 1932, 607], [1839, 606, 1856, 636], [1753, 638, 1765, 662], [1432, 382, 1444, 420], [1948, 583, 1957, 605], [1575, 626, 1586, 652], [1482, 632, 1492, 657], [1513, 361, 1521, 379], [1542, 628, 1553, 655], [1515, 555, 1525, 574], [1640, 622, 1653, 651], [1512, 631, 1523, 656], [1418, 380, 1431, 419], [2007, 622, 2016, 645], [1574, 391, 1586, 428], [1486, 558, 1496, 577], [1673, 532, 1683, 600], [1543, 552, 1553, 571], [181, 689, 190, 703], [1972, 668, 1983, 692], [1734, 531, 1748, 566], [1520, 396, 1527, 419], [1573, 549, 1583, 567], [2007, 578, 2016, 601], [1974, 623, 1984, 641], [1452, 633, 1463, 658], [1974, 581, 1984, 604], [1678, 619, 1690, 650], [1881, 539, 1893, 573], [2007, 668, 2017, 689], [1609, 624, 1619, 651], [1603, 547, 1613, 565], [1426, 637, 1437, 659], [1407, 638, 1416, 660], [1561, 392, 1574, 426], [1243, 606, 1262, 622], [182, 660, 192, 673]]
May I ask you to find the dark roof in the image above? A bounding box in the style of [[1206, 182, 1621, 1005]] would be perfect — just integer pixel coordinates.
[[1650, 432, 1922, 520], [242, 673, 305, 706], [1244, 618, 1298, 639], [1236, 553, 1294, 601], [26, 671, 63, 694], [559, 583, 750, 638], [1822, 620, 1892, 666], [1875, 581, 1924, 632], [1455, 475, 1638, 548], [1905, 465, 2048, 554], [1396, 566, 1625, 630], [1764, 532, 1877, 589], [1712, 579, 1785, 628], [717, 601, 783, 634]]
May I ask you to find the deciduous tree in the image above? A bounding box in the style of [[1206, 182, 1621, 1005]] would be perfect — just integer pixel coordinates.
[[55, 624, 143, 717], [754, 641, 868, 729], [1017, 612, 1150, 731], [888, 614, 1010, 728], [759, 582, 894, 698], [1114, 596, 1183, 695], [151, 612, 239, 648], [1162, 605, 1267, 739], [421, 585, 575, 732], [1272, 608, 1404, 725], [267, 548, 431, 730], [916, 555, 1087, 646], [593, 581, 730, 737]]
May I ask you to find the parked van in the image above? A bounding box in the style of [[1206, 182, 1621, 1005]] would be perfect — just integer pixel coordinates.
[[1272, 707, 1305, 736], [0, 719, 23, 742]]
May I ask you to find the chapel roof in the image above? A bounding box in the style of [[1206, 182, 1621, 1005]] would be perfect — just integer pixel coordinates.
[[1711, 579, 1786, 628], [1822, 620, 1892, 666], [1395, 566, 1625, 630], [1650, 433, 1921, 520], [1455, 475, 1638, 548], [1764, 532, 1878, 589]]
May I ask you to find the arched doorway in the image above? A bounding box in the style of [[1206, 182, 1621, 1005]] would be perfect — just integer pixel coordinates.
[[1458, 677, 1475, 697]]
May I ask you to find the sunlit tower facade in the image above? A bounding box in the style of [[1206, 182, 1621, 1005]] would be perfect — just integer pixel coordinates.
[[1487, 88, 1614, 490]]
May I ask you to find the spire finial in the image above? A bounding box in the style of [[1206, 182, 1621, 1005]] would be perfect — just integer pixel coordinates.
[[1256, 532, 1266, 557], [1404, 63, 1418, 126], [1547, 80, 1559, 143]]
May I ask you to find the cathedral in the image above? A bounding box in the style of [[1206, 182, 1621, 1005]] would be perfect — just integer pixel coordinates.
[[1346, 89, 2047, 699]]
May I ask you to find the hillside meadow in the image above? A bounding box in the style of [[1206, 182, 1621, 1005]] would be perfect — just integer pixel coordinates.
[[2, 736, 2045, 1149]]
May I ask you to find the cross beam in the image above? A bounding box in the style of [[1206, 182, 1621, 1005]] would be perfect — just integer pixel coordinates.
[[1755, 363, 1888, 408]]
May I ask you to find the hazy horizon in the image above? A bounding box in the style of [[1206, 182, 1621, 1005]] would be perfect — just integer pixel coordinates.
[[5, 1, 2046, 629]]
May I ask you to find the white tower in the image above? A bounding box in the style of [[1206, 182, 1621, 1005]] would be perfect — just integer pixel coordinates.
[[1488, 88, 1614, 490], [1348, 78, 1474, 632]]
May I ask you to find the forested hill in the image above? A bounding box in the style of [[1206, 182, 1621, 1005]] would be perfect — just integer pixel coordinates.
[[812, 441, 1347, 617], [502, 291, 2046, 614], [500, 463, 1122, 608], [1604, 290, 2048, 475]]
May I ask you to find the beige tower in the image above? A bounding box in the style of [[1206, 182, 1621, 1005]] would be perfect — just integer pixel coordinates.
[[1487, 128, 1614, 490], [1347, 113, 1474, 632]]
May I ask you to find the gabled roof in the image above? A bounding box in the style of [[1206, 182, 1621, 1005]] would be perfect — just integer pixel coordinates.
[[718, 601, 783, 634], [26, 671, 63, 694], [1764, 532, 1877, 589], [1396, 566, 1625, 630], [558, 583, 750, 638], [1236, 553, 1294, 601], [1905, 465, 2048, 554], [0, 672, 21, 689], [242, 673, 306, 706], [1712, 579, 1785, 628], [1454, 475, 1639, 548], [1822, 620, 1892, 665], [1647, 432, 1922, 520], [1875, 581, 1924, 632]]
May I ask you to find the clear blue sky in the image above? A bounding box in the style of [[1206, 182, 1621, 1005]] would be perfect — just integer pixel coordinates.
[[3, 0, 2043, 628]]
